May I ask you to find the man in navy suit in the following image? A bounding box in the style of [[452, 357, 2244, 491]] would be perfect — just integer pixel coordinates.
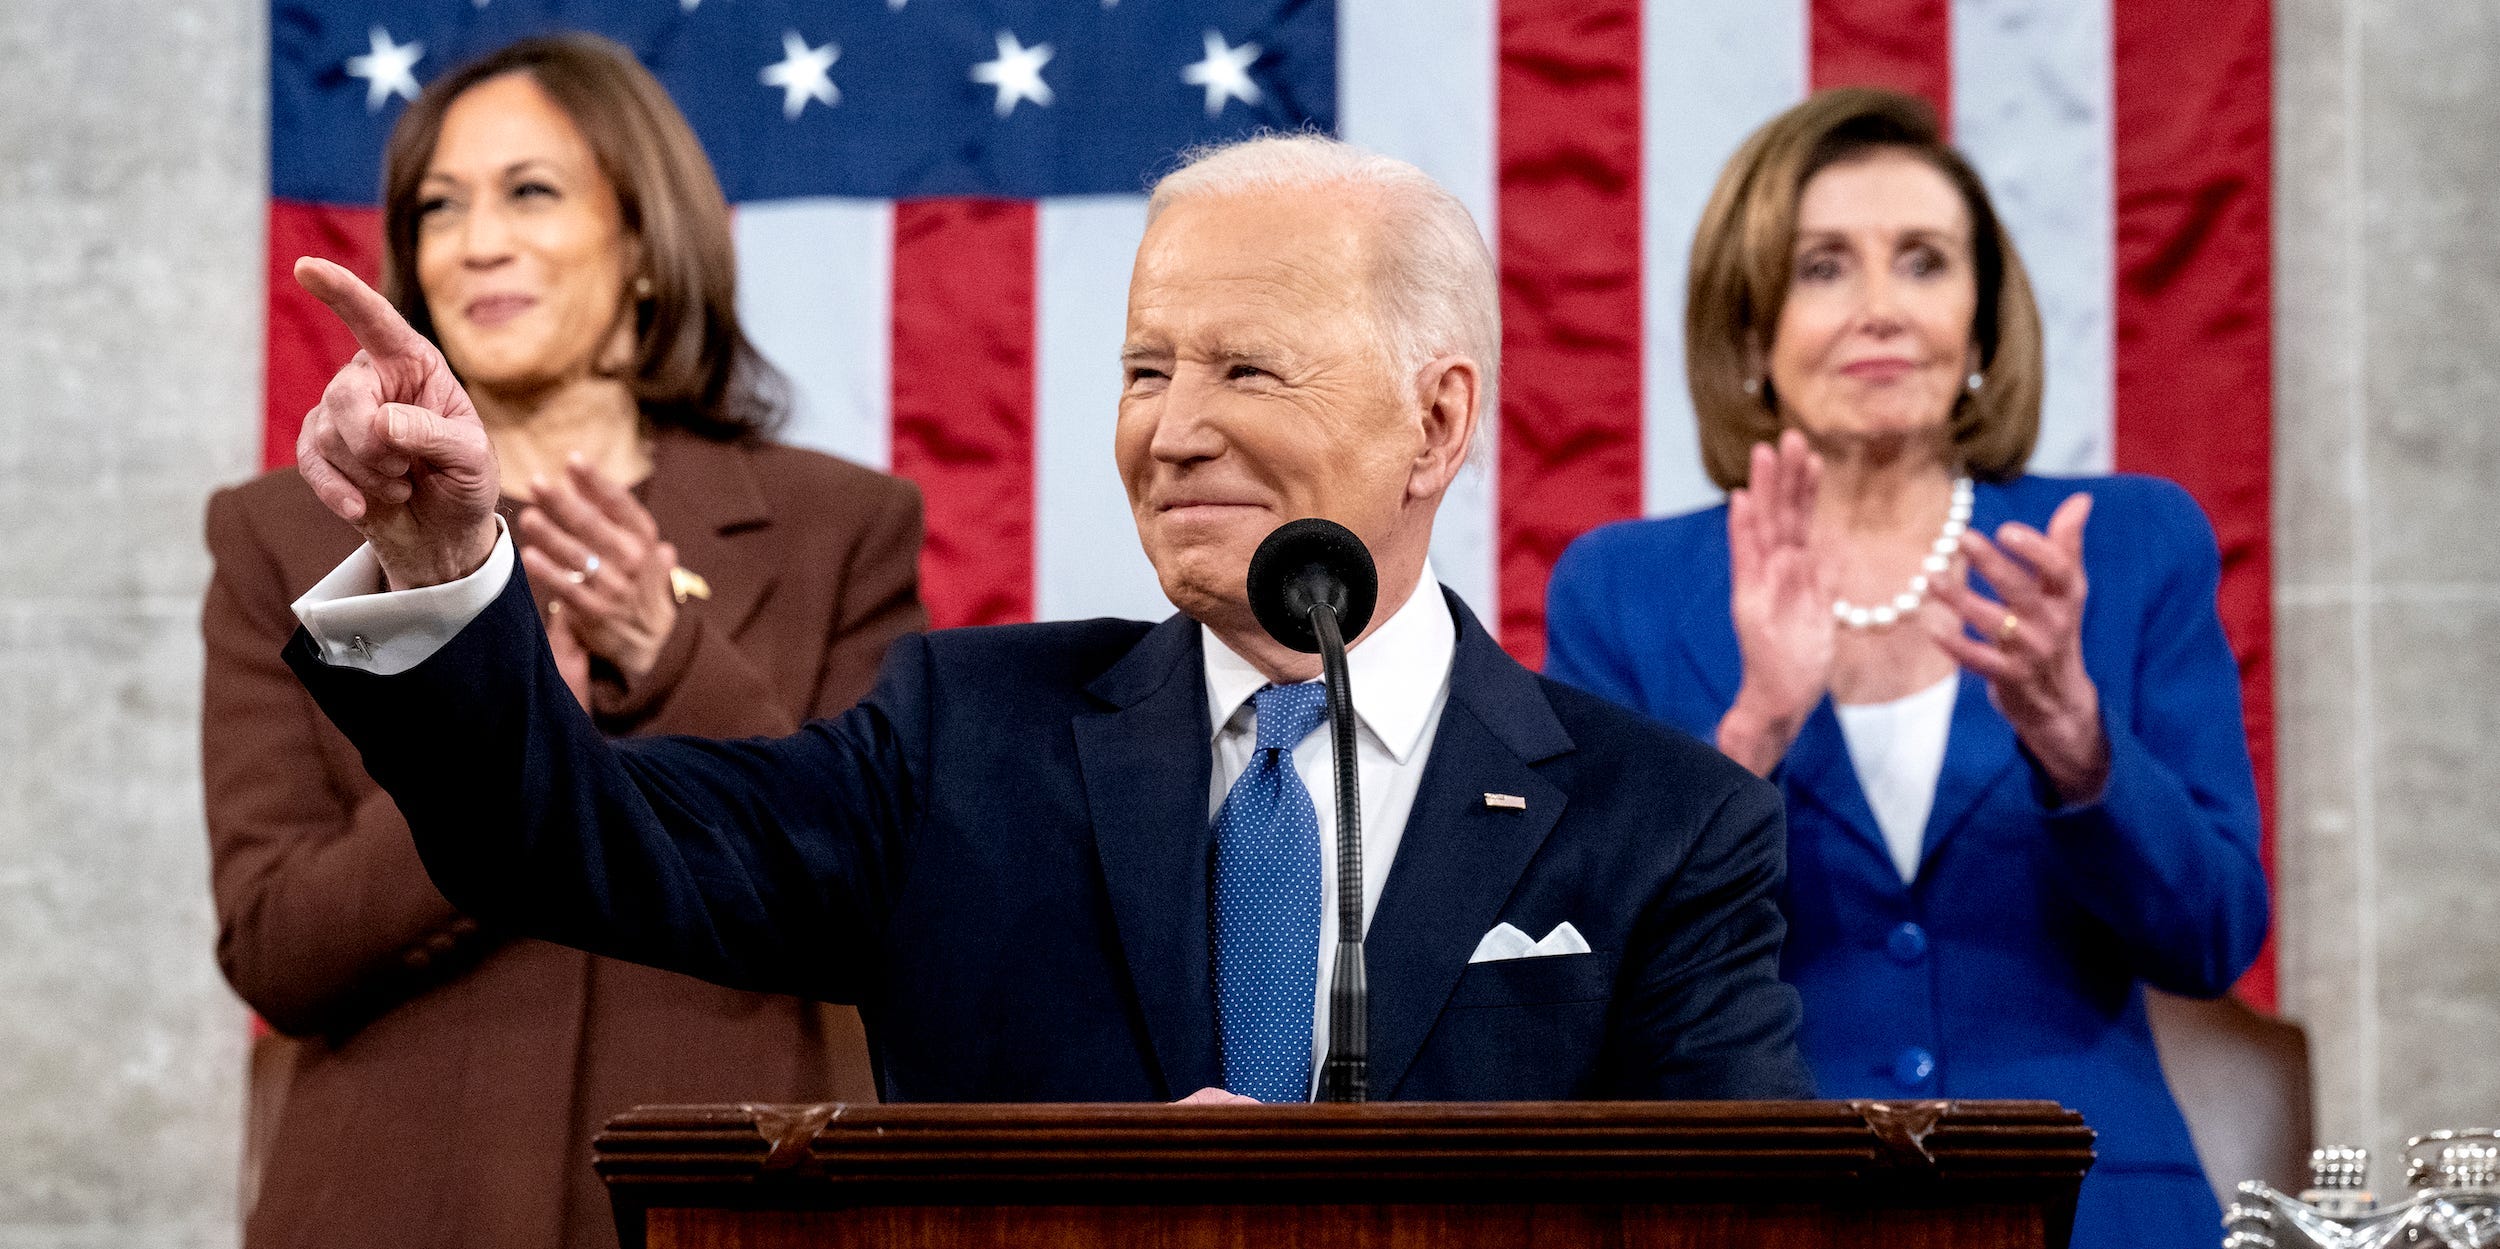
[[279, 135, 1812, 1104]]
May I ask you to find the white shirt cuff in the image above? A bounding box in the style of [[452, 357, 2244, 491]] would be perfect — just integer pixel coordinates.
[[290, 517, 515, 676]]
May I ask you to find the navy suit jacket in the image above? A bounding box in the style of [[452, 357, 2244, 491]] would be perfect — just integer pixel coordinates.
[[290, 572, 1812, 1103], [1545, 474, 2269, 1248]]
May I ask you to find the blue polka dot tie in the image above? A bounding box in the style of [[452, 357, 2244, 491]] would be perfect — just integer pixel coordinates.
[[1211, 681, 1329, 1103]]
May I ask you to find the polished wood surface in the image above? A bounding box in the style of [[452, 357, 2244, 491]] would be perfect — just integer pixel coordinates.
[[597, 1100, 2094, 1249]]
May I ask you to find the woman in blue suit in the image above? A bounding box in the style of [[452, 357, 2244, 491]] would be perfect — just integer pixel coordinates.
[[1544, 88, 2268, 1249]]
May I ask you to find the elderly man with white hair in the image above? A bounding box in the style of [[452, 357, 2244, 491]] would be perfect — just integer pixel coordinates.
[[279, 134, 1811, 1103]]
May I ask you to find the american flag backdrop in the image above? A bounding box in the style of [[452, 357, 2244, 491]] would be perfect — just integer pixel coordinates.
[[264, 0, 2274, 1000]]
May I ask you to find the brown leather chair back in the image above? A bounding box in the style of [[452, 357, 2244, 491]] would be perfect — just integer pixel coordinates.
[[2147, 989, 2315, 1204], [241, 1030, 296, 1223]]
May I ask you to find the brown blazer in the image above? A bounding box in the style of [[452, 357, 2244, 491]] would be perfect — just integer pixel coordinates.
[[202, 428, 924, 1249]]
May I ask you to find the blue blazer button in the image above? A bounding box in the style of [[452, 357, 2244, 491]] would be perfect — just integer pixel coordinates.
[[1887, 921, 1929, 963], [1892, 1046, 1936, 1089]]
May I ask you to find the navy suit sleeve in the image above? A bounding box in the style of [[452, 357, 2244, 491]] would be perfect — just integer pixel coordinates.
[[2039, 482, 2270, 997], [1614, 770, 1815, 1099], [285, 567, 923, 1003]]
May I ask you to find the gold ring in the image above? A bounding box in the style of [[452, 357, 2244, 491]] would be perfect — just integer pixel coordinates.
[[1997, 612, 2021, 644]]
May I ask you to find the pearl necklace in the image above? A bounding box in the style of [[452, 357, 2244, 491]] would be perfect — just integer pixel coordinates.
[[1832, 475, 1972, 630]]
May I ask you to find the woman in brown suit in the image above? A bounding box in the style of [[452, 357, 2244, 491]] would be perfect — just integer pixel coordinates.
[[202, 34, 923, 1249]]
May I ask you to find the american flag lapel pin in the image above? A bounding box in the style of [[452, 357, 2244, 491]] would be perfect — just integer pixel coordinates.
[[1483, 793, 1527, 811]]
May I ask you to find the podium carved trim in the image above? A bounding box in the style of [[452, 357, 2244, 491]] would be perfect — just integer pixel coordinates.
[[597, 1099, 2090, 1203], [597, 1102, 2093, 1249]]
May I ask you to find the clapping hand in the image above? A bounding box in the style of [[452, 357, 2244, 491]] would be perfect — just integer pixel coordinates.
[[1718, 430, 1836, 776], [516, 459, 681, 684], [291, 258, 499, 590], [1927, 493, 2109, 804]]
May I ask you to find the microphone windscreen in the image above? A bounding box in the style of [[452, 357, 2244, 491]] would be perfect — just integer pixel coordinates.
[[1247, 519, 1379, 653]]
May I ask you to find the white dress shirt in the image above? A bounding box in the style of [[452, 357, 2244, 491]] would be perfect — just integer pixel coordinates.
[[291, 517, 515, 675], [1833, 672, 1959, 885], [1201, 562, 1456, 1090], [295, 530, 1461, 1097]]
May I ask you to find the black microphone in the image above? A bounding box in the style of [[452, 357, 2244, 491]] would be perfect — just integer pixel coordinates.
[[1246, 518, 1378, 1103]]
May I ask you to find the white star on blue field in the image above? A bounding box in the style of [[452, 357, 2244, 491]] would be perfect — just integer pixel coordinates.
[[284, 1, 1331, 203]]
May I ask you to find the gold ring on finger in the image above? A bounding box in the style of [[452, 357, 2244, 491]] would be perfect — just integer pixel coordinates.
[[1996, 612, 2021, 644]]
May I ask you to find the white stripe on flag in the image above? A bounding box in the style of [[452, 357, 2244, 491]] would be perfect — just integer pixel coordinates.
[[1953, 0, 2115, 473], [1642, 0, 1808, 519], [1340, 0, 1499, 624], [1034, 196, 1171, 624], [734, 197, 895, 470]]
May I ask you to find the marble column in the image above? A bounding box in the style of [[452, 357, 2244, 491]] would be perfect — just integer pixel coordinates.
[[0, 0, 261, 1245], [2273, 0, 2500, 1193]]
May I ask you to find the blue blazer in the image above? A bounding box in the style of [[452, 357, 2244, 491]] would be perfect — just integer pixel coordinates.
[[288, 573, 1813, 1104], [1545, 473, 2269, 1248]]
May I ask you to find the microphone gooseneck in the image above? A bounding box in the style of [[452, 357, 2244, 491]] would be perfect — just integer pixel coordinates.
[[1309, 601, 1366, 1102], [1245, 519, 1378, 1103]]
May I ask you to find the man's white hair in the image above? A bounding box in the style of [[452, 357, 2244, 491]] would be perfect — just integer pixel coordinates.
[[1147, 133, 1500, 453]]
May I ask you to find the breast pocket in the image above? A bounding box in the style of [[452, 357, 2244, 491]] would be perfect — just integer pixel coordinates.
[[1444, 950, 1618, 1010], [1402, 951, 1620, 1100]]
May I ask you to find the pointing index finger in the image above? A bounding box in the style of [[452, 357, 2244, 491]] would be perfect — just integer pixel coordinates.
[[293, 256, 425, 364]]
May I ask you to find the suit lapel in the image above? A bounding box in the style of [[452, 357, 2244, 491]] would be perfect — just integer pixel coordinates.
[[639, 431, 777, 636], [1918, 670, 2022, 869], [1364, 593, 1573, 1097], [1918, 482, 2027, 868], [1779, 698, 1897, 879], [1070, 615, 1219, 1098]]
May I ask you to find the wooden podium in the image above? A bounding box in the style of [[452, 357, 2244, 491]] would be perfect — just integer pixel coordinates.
[[596, 1100, 2092, 1249]]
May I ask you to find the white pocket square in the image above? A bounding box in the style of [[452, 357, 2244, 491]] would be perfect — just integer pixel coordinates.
[[1468, 920, 1592, 964]]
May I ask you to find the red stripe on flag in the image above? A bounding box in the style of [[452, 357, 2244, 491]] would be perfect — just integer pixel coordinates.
[[1497, 0, 1644, 666], [1809, 0, 1953, 127], [889, 199, 1037, 630], [2113, 0, 2277, 1006], [264, 201, 384, 468]]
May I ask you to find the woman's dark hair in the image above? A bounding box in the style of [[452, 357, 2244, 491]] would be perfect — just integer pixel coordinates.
[[378, 33, 785, 441], [1685, 87, 2043, 488]]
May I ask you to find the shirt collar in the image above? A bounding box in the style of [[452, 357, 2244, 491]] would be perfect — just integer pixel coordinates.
[[1201, 561, 1456, 765]]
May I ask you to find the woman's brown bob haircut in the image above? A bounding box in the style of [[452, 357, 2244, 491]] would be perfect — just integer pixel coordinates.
[[1685, 87, 2042, 489], [379, 33, 785, 441]]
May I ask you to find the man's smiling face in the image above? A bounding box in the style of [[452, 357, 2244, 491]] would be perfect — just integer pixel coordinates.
[[1115, 186, 1420, 635]]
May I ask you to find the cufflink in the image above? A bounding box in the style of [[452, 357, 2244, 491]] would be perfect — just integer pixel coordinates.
[[345, 634, 374, 659], [1483, 792, 1526, 810]]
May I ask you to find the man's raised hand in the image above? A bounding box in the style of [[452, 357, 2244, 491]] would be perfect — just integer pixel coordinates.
[[292, 257, 500, 590]]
